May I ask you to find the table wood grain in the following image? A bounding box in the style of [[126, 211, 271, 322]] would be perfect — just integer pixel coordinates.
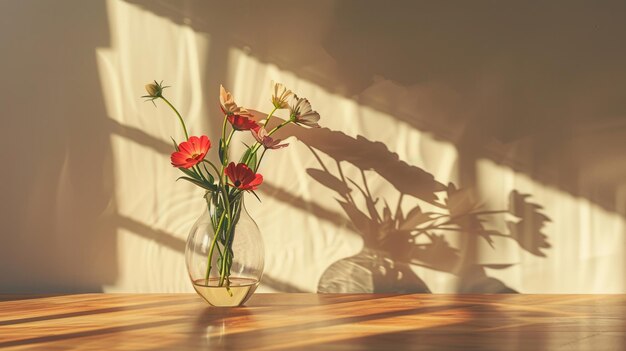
[[0, 294, 624, 350]]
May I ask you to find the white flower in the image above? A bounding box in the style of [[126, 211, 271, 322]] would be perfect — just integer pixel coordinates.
[[288, 96, 320, 128], [271, 81, 293, 109]]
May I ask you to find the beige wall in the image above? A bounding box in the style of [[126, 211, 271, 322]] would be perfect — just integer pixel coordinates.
[[1, 0, 625, 293]]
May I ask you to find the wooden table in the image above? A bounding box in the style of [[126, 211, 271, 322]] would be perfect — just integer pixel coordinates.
[[0, 294, 624, 350]]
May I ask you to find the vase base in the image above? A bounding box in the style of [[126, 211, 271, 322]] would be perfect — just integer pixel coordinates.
[[192, 277, 259, 307]]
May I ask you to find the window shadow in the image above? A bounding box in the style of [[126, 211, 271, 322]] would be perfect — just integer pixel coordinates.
[[0, 296, 197, 326], [126, 0, 626, 217], [0, 0, 117, 294], [102, 101, 551, 294], [183, 295, 587, 350], [2, 0, 611, 296], [297, 299, 556, 351], [0, 318, 187, 348], [186, 298, 472, 349]]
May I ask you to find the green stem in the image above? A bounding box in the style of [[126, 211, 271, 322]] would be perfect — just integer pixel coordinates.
[[220, 129, 235, 188], [254, 148, 267, 173], [221, 115, 229, 165], [247, 119, 292, 161], [263, 106, 278, 131], [160, 96, 189, 140], [203, 160, 222, 179], [205, 207, 226, 282], [219, 197, 241, 287], [268, 118, 291, 136], [219, 116, 232, 187], [243, 109, 284, 164], [217, 184, 233, 287], [225, 129, 235, 152], [194, 165, 206, 181]]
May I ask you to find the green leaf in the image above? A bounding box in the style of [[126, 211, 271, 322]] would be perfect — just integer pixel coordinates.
[[179, 167, 201, 180], [176, 176, 218, 192], [250, 190, 262, 203], [202, 163, 215, 184], [218, 138, 226, 165], [240, 147, 257, 170], [171, 137, 179, 151]]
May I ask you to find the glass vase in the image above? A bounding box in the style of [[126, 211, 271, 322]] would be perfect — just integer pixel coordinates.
[[185, 194, 264, 307]]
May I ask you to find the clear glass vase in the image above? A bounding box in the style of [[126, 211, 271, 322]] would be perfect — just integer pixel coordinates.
[[185, 194, 264, 307]]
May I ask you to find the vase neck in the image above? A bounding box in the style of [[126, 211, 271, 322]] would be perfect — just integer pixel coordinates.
[[203, 191, 249, 223]]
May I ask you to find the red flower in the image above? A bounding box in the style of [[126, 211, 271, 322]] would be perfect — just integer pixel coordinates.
[[227, 114, 259, 131], [225, 162, 263, 191], [219, 85, 258, 131], [171, 135, 211, 169]]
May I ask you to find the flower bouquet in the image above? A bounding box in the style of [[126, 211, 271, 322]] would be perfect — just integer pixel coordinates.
[[143, 81, 320, 306]]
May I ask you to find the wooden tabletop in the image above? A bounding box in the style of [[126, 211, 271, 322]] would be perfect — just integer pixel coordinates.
[[0, 294, 624, 350]]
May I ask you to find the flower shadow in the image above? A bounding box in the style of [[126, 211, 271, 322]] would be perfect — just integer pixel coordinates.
[[274, 124, 552, 293]]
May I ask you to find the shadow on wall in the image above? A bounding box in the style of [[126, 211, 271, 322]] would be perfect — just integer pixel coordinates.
[[127, 0, 626, 217], [271, 123, 551, 293], [124, 0, 624, 292], [97, 109, 553, 294], [0, 0, 117, 293]]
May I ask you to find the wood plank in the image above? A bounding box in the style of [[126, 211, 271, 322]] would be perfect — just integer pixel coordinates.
[[0, 294, 624, 350]]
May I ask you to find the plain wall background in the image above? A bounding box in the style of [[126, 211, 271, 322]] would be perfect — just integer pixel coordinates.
[[1, 0, 625, 293]]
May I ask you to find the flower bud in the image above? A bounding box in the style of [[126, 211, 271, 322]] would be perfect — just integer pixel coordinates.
[[142, 81, 169, 104], [145, 83, 160, 97]]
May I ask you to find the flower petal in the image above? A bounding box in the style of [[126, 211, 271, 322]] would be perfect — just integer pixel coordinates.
[[296, 111, 321, 128], [248, 174, 263, 189], [198, 135, 211, 153], [171, 151, 195, 168], [225, 162, 237, 183]]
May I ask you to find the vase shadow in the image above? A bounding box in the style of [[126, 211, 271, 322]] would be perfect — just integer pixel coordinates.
[[270, 122, 552, 294]]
